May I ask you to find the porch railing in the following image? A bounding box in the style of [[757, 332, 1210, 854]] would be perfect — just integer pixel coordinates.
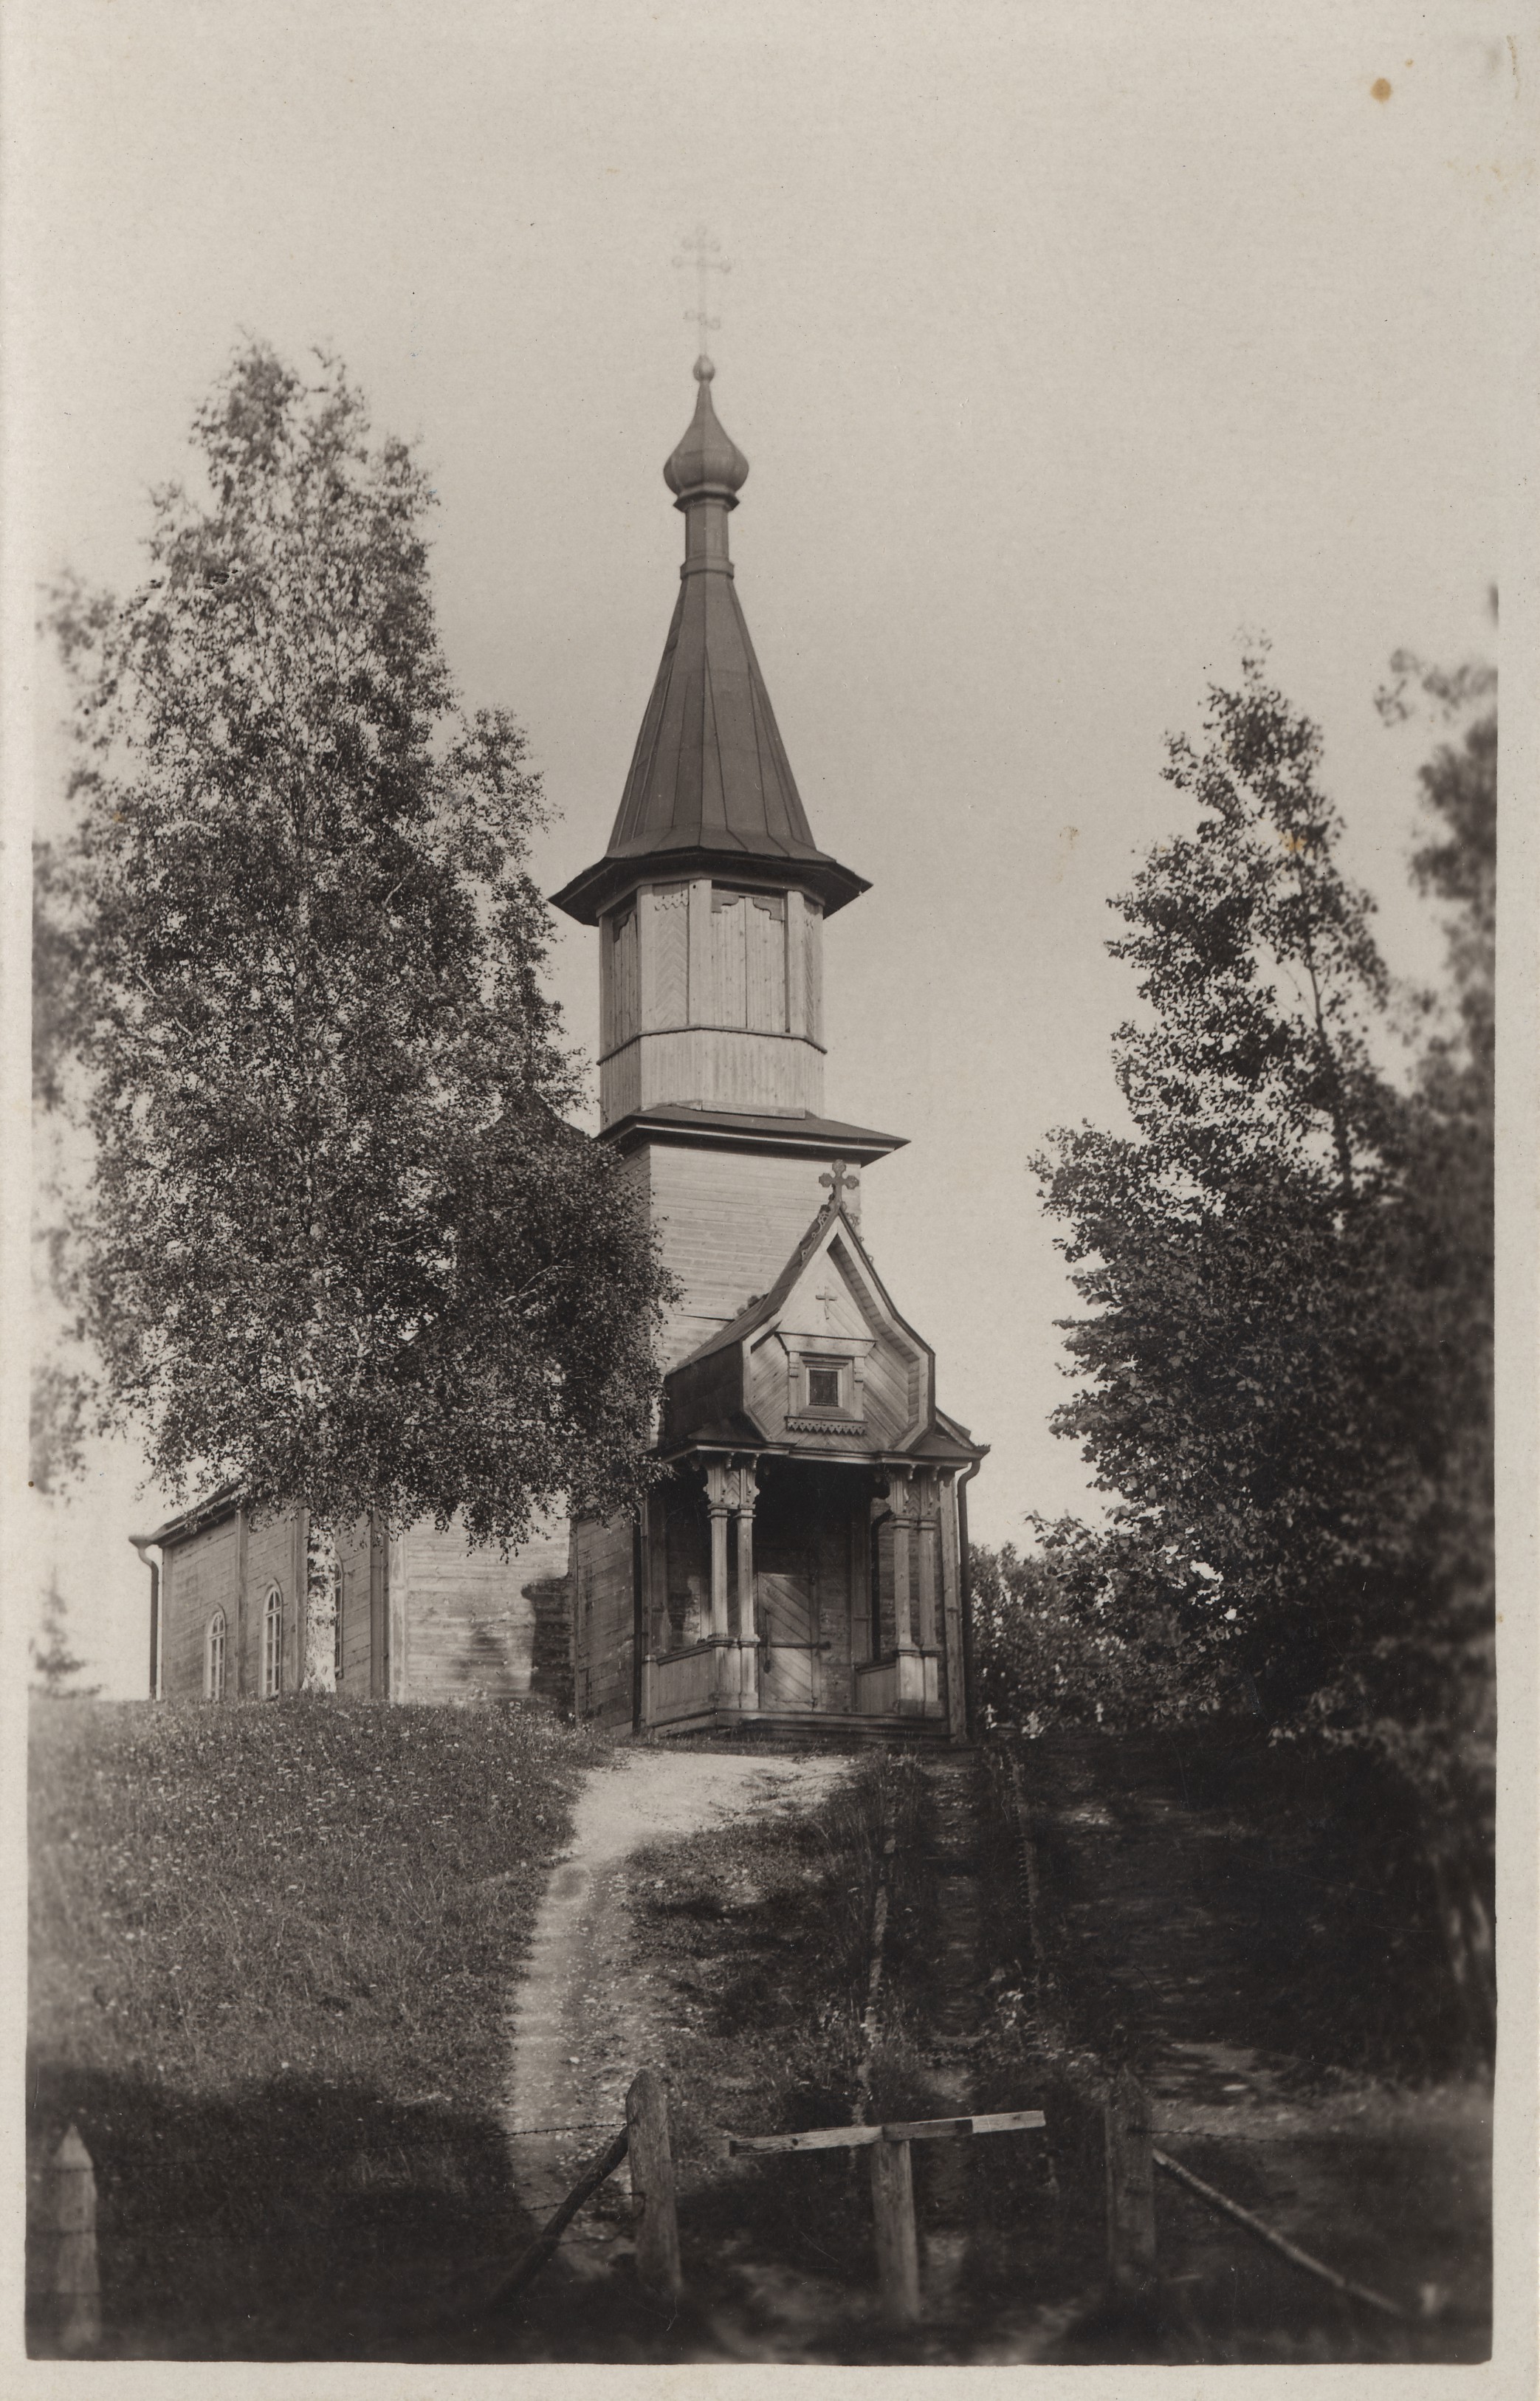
[[644, 1635, 758, 1725], [644, 1639, 946, 1725], [854, 1649, 943, 1719]]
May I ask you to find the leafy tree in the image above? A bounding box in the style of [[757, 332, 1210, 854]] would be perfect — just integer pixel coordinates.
[[1020, 647, 1494, 2055], [1366, 653, 1496, 2044], [44, 345, 673, 1683], [32, 837, 90, 1496], [1033, 650, 1408, 1711]]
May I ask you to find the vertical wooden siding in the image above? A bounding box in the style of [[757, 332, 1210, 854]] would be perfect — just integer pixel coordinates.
[[335, 1517, 374, 1691], [647, 1143, 833, 1358], [644, 885, 690, 1029], [571, 1514, 636, 1725], [159, 1518, 239, 1697], [244, 1513, 295, 1694], [397, 1518, 568, 1704]]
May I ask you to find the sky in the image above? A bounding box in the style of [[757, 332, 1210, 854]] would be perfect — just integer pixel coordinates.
[[5, 0, 1522, 1695]]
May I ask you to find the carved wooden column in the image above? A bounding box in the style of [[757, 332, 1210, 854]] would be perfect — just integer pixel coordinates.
[[938, 1471, 968, 1742], [891, 1474, 915, 1649], [733, 1460, 760, 1711], [915, 1472, 943, 1717], [890, 1470, 924, 1715], [915, 1475, 940, 1649], [646, 1486, 669, 1658], [638, 1488, 666, 1730], [705, 1460, 732, 1643]]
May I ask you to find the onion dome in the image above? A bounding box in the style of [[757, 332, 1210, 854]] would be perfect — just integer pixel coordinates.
[[662, 357, 750, 505]]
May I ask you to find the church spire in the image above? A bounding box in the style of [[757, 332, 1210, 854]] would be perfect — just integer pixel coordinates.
[[549, 364, 867, 928]]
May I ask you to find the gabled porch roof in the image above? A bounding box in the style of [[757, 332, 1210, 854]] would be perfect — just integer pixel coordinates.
[[661, 1200, 985, 1469]]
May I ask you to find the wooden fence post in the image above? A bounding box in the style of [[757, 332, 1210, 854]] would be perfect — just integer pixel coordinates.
[[47, 2124, 100, 2353], [1103, 2070, 1155, 2293], [625, 2070, 681, 2301], [870, 2138, 921, 2326]]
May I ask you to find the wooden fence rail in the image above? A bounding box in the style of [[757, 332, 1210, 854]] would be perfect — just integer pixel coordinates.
[[1152, 2145, 1408, 2321], [1099, 2070, 1410, 2322], [492, 2071, 681, 2309], [729, 2106, 1048, 2325]]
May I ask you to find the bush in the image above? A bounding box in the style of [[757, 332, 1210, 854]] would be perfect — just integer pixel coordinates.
[[972, 1523, 1241, 1739]]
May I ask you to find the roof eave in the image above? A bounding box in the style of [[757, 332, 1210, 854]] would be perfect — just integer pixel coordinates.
[[549, 845, 870, 927], [599, 1106, 907, 1164], [144, 1480, 246, 1548]]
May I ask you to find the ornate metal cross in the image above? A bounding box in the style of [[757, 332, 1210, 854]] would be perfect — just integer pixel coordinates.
[[819, 1159, 859, 1212], [673, 224, 732, 357]]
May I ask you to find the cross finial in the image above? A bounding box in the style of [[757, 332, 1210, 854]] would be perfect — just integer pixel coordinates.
[[819, 1159, 859, 1213], [673, 224, 732, 366]]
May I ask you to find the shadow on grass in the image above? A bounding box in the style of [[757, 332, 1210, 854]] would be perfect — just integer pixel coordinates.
[[27, 2058, 550, 2359], [1017, 1726, 1477, 2084]]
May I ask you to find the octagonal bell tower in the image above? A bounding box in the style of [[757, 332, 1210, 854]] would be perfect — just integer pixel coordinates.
[[551, 358, 869, 1129]]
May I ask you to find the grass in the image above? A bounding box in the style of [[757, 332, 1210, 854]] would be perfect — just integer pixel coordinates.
[[29, 1703, 1490, 2365], [530, 1737, 1491, 2367], [27, 1692, 603, 2357], [971, 1726, 1494, 2362]]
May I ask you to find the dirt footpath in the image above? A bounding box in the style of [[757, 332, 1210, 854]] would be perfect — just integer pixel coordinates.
[[501, 1744, 851, 2278]]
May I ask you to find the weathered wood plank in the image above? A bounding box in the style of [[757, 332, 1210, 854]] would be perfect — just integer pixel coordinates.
[[1152, 2148, 1408, 2318], [731, 2125, 883, 2154], [1104, 2069, 1156, 2290], [626, 2070, 682, 2300], [727, 2108, 1045, 2155], [870, 2138, 921, 2325]]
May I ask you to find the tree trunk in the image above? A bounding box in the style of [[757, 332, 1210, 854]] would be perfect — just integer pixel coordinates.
[[303, 1521, 340, 1694]]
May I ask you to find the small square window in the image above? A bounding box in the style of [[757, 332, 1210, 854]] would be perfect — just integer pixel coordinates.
[[807, 1365, 843, 1411]]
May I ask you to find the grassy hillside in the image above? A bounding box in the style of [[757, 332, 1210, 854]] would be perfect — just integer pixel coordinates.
[[28, 1694, 603, 2357]]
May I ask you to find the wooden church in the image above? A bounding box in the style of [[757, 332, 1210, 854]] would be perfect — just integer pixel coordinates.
[[140, 361, 985, 1742]]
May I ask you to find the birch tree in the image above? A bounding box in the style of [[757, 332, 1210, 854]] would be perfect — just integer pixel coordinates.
[[44, 345, 673, 1683]]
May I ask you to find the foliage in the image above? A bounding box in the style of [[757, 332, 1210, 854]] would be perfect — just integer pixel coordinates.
[[41, 344, 673, 1552], [972, 1525, 1239, 1737], [1031, 652, 1415, 1721], [30, 1577, 100, 1699], [1000, 646, 1494, 2048]]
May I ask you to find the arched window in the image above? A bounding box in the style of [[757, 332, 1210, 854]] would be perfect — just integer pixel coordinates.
[[262, 1584, 283, 1698], [204, 1610, 226, 1702]]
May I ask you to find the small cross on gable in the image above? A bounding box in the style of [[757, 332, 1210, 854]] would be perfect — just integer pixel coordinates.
[[814, 1279, 840, 1325], [819, 1158, 859, 1215]]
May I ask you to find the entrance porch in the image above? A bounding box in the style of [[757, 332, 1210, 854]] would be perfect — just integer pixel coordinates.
[[639, 1454, 967, 1744]]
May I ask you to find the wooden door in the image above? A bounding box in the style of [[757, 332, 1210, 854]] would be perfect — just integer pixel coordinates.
[[756, 1553, 822, 1710]]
